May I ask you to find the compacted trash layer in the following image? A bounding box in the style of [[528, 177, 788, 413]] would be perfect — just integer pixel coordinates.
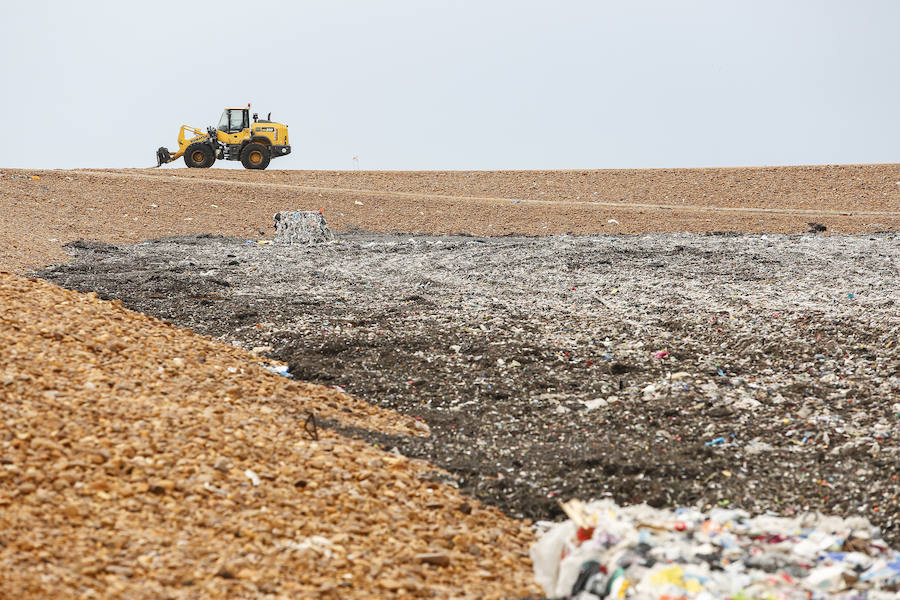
[[532, 499, 899, 598], [38, 232, 900, 550]]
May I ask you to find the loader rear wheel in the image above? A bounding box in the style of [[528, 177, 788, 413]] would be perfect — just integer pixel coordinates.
[[184, 143, 215, 168], [241, 143, 270, 170]]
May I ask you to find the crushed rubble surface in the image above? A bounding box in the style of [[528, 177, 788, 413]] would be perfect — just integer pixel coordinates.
[[0, 273, 540, 599], [39, 231, 900, 552]]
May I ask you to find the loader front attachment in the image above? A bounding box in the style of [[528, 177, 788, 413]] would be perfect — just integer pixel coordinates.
[[156, 147, 172, 166], [155, 125, 210, 166]]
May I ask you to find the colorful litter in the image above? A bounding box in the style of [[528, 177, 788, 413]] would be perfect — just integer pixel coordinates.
[[531, 499, 900, 599]]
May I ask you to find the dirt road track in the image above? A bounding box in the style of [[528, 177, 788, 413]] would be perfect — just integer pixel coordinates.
[[1, 164, 898, 273]]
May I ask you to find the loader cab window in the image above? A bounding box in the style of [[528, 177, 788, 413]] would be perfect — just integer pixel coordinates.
[[218, 109, 249, 133]]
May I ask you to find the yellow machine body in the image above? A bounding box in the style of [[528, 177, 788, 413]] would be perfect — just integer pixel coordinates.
[[217, 107, 290, 147], [156, 106, 291, 170]]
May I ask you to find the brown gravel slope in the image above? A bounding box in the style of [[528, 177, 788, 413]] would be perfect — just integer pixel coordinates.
[[0, 273, 539, 599], [1, 164, 898, 273], [141, 163, 900, 211]]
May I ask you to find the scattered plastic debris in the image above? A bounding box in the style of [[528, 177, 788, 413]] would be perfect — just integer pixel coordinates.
[[284, 536, 335, 559], [244, 469, 261, 487], [261, 364, 292, 378], [581, 398, 609, 411], [532, 499, 900, 599]]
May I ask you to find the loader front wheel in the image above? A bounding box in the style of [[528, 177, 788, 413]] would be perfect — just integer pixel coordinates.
[[184, 143, 215, 168], [241, 143, 270, 170]]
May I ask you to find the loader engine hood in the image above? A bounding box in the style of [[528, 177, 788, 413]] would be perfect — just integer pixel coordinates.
[[251, 122, 289, 146]]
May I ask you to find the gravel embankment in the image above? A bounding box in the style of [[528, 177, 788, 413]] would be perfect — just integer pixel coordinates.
[[0, 273, 540, 599]]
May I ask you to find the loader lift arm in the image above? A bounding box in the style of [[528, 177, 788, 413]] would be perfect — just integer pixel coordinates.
[[156, 125, 216, 166]]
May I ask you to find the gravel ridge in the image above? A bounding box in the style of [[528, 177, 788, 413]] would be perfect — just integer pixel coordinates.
[[0, 272, 540, 598]]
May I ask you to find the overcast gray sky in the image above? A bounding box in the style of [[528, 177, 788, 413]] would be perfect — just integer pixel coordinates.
[[3, 1, 898, 170]]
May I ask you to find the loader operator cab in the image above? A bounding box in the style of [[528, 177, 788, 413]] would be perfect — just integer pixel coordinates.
[[217, 108, 249, 134]]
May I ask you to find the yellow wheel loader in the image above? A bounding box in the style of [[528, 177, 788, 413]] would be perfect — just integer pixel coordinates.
[[156, 105, 290, 170]]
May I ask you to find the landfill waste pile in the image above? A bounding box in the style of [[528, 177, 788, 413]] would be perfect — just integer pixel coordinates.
[[40, 231, 900, 551], [532, 499, 900, 599], [273, 210, 334, 244], [0, 273, 540, 599]]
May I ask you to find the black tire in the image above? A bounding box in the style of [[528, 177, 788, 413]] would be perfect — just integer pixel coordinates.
[[184, 143, 215, 168], [240, 142, 271, 170]]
